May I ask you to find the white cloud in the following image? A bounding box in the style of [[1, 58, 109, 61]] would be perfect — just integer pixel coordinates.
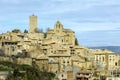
[[0, 0, 120, 46], [62, 21, 120, 32]]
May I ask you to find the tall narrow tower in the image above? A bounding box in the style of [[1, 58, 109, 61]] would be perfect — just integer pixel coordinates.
[[29, 15, 37, 33]]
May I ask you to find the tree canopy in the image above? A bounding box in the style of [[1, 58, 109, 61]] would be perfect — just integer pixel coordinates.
[[24, 29, 28, 33], [12, 29, 21, 33], [75, 38, 79, 45]]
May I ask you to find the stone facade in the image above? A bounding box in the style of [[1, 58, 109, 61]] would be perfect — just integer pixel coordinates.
[[0, 15, 120, 79], [92, 49, 120, 70], [29, 15, 37, 33], [45, 21, 75, 46]]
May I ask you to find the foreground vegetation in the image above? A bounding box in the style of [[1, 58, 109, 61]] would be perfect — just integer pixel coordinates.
[[0, 61, 55, 80]]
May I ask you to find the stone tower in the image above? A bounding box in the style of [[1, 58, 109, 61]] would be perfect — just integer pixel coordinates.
[[54, 20, 63, 33], [29, 15, 37, 33]]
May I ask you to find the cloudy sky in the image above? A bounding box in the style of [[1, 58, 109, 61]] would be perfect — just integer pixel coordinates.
[[0, 0, 120, 47]]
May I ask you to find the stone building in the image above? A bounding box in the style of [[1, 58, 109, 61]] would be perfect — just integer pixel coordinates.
[[92, 49, 120, 70], [48, 53, 71, 73], [0, 15, 120, 80], [35, 54, 49, 71], [92, 49, 120, 76], [45, 21, 75, 46], [29, 15, 37, 33]]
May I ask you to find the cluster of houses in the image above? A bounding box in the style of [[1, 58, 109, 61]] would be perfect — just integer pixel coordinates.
[[0, 15, 120, 80]]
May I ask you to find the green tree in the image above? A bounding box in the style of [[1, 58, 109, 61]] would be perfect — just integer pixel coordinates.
[[1, 61, 55, 80], [44, 33, 47, 38], [13, 68, 19, 77], [75, 38, 79, 45], [12, 29, 21, 33], [24, 29, 28, 33]]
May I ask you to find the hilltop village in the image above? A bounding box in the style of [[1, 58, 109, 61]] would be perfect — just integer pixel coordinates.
[[0, 15, 120, 80]]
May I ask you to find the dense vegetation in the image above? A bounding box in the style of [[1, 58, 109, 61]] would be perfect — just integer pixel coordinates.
[[12, 29, 21, 33], [0, 61, 55, 80]]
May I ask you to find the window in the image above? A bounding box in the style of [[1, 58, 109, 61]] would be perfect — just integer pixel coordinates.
[[62, 74, 64, 77], [115, 62, 117, 66], [54, 51, 56, 54], [62, 39, 63, 42], [71, 50, 75, 55], [66, 40, 68, 42], [59, 24, 60, 28], [56, 71, 57, 73], [102, 57, 104, 61], [0, 36, 2, 40], [11, 46, 14, 51], [67, 61, 69, 63], [12, 48, 14, 51], [51, 51, 53, 53]]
